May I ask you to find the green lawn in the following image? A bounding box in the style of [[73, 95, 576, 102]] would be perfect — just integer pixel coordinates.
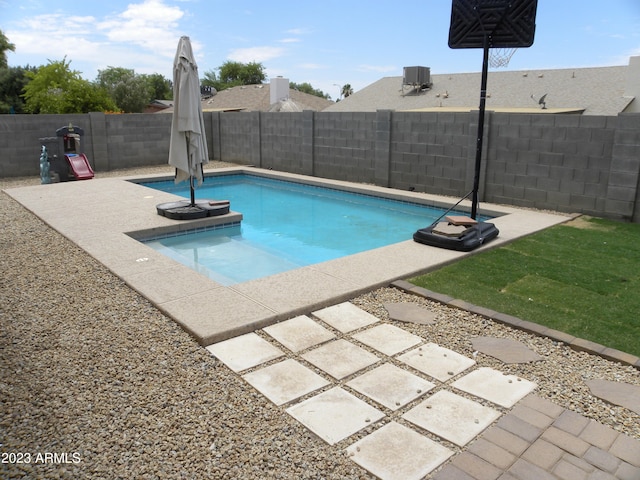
[[409, 216, 640, 357]]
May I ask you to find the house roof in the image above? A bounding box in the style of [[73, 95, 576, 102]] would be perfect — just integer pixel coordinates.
[[326, 63, 636, 115], [158, 84, 334, 113]]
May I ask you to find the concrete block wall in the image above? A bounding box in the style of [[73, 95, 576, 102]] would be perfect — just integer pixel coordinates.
[[313, 112, 377, 184], [484, 113, 619, 217], [104, 113, 172, 170], [605, 114, 640, 221], [0, 114, 93, 177], [2, 110, 639, 222], [259, 112, 307, 174], [389, 111, 473, 196], [217, 112, 260, 166]]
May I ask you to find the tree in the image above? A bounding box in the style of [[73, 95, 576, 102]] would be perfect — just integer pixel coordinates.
[[205, 61, 267, 91], [0, 29, 15, 69], [341, 84, 354, 98], [240, 61, 266, 84], [201, 69, 219, 89], [96, 67, 153, 113], [290, 82, 329, 99], [141, 73, 172, 101], [22, 58, 116, 113], [0, 65, 35, 113]]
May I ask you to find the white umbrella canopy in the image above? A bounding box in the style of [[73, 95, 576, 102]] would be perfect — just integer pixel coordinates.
[[168, 36, 209, 192]]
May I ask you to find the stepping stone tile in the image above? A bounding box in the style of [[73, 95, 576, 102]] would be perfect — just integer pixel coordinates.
[[346, 363, 436, 410], [586, 379, 640, 414], [452, 367, 537, 408], [471, 336, 544, 364], [263, 315, 335, 352], [352, 324, 423, 356], [397, 343, 475, 382], [403, 390, 501, 447], [312, 302, 379, 333], [302, 339, 380, 379], [242, 359, 330, 406], [205, 332, 284, 372], [346, 422, 453, 480], [286, 387, 385, 445], [384, 302, 437, 325]]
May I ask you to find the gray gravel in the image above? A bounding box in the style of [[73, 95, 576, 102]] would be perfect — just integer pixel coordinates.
[[1, 165, 638, 479]]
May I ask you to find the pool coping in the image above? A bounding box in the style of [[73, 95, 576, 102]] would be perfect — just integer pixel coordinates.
[[5, 166, 572, 346]]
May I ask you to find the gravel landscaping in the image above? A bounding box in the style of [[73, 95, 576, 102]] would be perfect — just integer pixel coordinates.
[[1, 165, 638, 479]]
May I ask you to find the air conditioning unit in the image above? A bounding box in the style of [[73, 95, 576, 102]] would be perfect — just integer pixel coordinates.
[[403, 66, 431, 86]]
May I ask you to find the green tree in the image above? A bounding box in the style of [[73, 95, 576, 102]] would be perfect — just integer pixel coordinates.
[[341, 84, 354, 98], [239, 61, 266, 84], [22, 58, 116, 113], [201, 69, 219, 89], [0, 29, 15, 69], [0, 65, 34, 113], [206, 61, 267, 90], [290, 82, 329, 99], [141, 73, 172, 100], [96, 66, 152, 112]]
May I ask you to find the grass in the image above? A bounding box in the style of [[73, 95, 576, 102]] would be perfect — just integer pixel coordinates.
[[409, 216, 640, 357]]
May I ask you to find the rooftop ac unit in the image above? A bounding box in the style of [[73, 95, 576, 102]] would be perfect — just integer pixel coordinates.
[[403, 66, 431, 86]]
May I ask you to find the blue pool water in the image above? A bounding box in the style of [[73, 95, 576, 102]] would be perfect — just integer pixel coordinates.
[[140, 174, 481, 285]]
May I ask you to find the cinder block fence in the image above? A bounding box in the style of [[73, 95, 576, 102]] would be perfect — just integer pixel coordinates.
[[1, 110, 638, 222]]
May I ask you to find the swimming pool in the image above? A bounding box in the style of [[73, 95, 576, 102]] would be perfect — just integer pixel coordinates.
[[140, 174, 483, 285]]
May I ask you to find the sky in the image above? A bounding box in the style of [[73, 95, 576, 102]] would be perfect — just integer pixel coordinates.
[[1, 0, 639, 101]]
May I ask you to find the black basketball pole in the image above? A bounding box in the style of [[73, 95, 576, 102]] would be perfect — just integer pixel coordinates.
[[471, 35, 490, 220]]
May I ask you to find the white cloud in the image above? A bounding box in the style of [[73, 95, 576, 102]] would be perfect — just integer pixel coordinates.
[[286, 28, 310, 35], [357, 64, 398, 73], [97, 0, 184, 58], [279, 38, 301, 44], [5, 0, 195, 78], [228, 46, 285, 63]]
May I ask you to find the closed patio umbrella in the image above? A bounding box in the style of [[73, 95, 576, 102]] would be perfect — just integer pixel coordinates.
[[169, 35, 208, 205], [157, 36, 229, 220]]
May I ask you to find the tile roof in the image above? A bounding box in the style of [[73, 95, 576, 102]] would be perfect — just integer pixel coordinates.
[[326, 64, 635, 115]]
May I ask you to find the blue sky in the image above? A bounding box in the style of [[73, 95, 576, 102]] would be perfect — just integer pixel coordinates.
[[1, 0, 639, 100]]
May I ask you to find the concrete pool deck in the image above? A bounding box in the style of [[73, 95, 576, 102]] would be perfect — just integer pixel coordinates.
[[5, 166, 572, 346]]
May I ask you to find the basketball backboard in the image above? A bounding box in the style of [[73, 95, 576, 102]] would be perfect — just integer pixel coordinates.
[[448, 0, 538, 49]]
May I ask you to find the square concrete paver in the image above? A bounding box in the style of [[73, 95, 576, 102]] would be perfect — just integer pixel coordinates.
[[352, 324, 423, 356], [286, 387, 385, 445], [242, 359, 330, 406], [346, 363, 436, 411], [403, 390, 501, 447], [301, 339, 380, 380], [346, 422, 454, 480], [452, 367, 537, 408], [205, 332, 284, 372], [263, 315, 336, 352], [397, 343, 475, 382], [312, 302, 379, 333]]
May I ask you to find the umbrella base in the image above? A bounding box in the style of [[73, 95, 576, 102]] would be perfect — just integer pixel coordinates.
[[156, 200, 230, 220]]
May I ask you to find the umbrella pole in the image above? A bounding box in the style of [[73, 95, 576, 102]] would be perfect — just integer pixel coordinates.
[[186, 135, 196, 207], [190, 175, 195, 206]]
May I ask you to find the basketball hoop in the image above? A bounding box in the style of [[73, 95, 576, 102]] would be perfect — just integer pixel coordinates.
[[448, 0, 538, 218], [489, 47, 517, 68]]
